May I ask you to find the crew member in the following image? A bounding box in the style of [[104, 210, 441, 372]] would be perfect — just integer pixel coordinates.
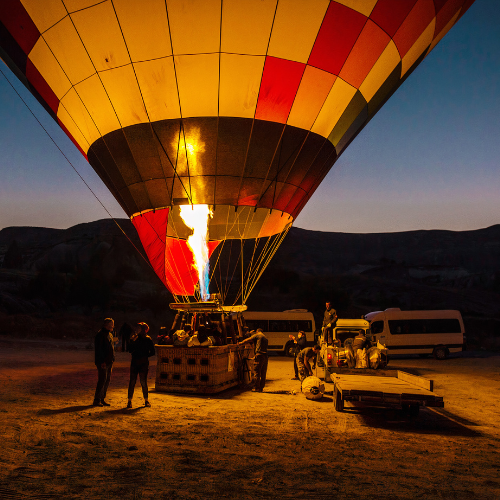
[[239, 328, 268, 392], [290, 331, 307, 380], [322, 301, 338, 346], [352, 329, 368, 353], [297, 345, 321, 383]]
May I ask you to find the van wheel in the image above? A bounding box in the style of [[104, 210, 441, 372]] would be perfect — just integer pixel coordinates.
[[284, 341, 295, 358], [433, 347, 449, 360]]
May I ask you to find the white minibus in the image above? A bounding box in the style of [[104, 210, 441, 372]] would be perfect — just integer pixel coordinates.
[[239, 310, 316, 356], [364, 308, 465, 359]]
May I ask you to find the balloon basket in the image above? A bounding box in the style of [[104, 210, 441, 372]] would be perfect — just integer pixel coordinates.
[[154, 344, 252, 394]]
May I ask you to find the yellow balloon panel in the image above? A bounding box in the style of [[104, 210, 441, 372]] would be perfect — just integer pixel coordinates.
[[72, 73, 120, 139], [58, 87, 99, 147], [134, 58, 181, 122], [113, 0, 172, 62], [267, 0, 329, 64], [287, 65, 336, 131], [44, 15, 95, 86], [175, 54, 219, 118], [99, 65, 148, 127], [359, 40, 400, 103], [29, 37, 71, 100], [168, 0, 221, 55], [71, 1, 130, 72], [64, 0, 103, 12], [57, 96, 92, 151], [219, 54, 264, 119], [311, 77, 357, 139], [220, 0, 277, 55], [20, 0, 66, 33], [401, 19, 435, 77]]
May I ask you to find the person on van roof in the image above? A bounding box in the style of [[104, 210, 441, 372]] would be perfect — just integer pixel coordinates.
[[323, 302, 338, 346]]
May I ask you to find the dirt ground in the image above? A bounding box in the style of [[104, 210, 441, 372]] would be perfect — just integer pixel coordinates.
[[1, 339, 499, 500]]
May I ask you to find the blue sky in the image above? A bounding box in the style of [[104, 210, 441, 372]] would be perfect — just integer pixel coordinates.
[[0, 0, 499, 234]]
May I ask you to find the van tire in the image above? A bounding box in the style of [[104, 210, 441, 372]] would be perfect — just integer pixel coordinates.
[[433, 346, 449, 360], [284, 341, 295, 358]]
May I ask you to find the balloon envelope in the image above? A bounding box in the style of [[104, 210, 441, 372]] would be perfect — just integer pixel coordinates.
[[0, 0, 475, 303]]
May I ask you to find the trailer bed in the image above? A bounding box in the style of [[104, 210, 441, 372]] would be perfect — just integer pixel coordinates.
[[332, 370, 444, 415]]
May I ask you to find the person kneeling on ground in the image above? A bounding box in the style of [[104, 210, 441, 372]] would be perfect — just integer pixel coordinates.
[[127, 322, 155, 408], [297, 345, 321, 383]]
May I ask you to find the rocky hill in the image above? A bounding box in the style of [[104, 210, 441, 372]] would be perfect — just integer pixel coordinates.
[[1, 219, 500, 348]]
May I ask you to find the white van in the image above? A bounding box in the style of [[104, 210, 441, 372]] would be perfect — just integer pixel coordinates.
[[364, 308, 465, 359], [240, 310, 316, 356]]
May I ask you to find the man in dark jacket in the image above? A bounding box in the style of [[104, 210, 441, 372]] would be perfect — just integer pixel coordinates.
[[290, 330, 307, 380], [127, 322, 156, 408], [239, 328, 268, 392], [323, 301, 338, 345], [93, 318, 116, 407]]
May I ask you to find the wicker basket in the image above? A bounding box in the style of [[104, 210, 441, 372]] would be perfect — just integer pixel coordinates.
[[155, 344, 252, 394]]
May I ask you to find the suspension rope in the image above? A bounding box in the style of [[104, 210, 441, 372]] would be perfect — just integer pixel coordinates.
[[0, 66, 155, 273]]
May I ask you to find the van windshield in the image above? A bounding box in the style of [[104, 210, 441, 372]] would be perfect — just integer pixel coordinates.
[[335, 329, 368, 346]]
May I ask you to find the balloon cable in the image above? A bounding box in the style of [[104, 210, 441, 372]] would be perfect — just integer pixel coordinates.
[[0, 66, 156, 274]]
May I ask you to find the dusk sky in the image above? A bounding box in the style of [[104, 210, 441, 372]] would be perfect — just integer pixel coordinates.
[[0, 0, 499, 235]]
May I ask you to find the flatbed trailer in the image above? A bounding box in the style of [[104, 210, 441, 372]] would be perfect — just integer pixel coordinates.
[[332, 370, 444, 416]]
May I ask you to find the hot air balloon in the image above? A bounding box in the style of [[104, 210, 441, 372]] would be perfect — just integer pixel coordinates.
[[0, 0, 475, 307]]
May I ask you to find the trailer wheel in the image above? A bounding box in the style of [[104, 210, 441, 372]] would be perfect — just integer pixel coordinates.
[[433, 346, 449, 360], [334, 388, 344, 412], [284, 341, 295, 358]]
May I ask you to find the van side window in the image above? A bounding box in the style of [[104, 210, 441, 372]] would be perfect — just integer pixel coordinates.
[[269, 320, 288, 332], [297, 320, 312, 332], [371, 321, 384, 334], [389, 319, 461, 335], [245, 319, 269, 331]]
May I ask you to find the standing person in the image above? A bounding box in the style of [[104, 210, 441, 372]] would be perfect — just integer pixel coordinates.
[[323, 301, 338, 346], [127, 322, 156, 408], [352, 329, 368, 353], [239, 328, 268, 392], [290, 331, 307, 380], [93, 318, 116, 407], [297, 345, 321, 383]]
